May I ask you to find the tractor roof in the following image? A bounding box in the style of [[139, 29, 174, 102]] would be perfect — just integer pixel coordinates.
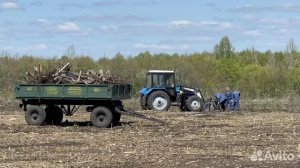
[[147, 70, 174, 73]]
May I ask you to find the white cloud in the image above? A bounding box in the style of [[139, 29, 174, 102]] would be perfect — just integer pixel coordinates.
[[100, 25, 118, 33], [134, 43, 172, 50], [243, 30, 262, 36], [200, 21, 218, 26], [179, 45, 189, 49], [196, 21, 234, 30], [100, 20, 235, 36], [57, 22, 80, 32], [36, 19, 51, 25], [240, 15, 256, 21], [229, 3, 300, 13], [220, 22, 234, 30], [1, 2, 18, 9], [169, 20, 192, 26]]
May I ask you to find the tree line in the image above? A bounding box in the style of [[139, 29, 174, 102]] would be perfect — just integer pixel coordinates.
[[1, 36, 300, 101]]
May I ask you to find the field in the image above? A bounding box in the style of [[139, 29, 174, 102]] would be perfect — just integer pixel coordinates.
[[1, 107, 300, 168]]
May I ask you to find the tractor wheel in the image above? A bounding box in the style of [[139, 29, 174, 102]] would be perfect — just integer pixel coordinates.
[[90, 106, 113, 128], [147, 91, 171, 111], [25, 106, 47, 126], [186, 95, 203, 112], [140, 95, 148, 110], [45, 105, 63, 125]]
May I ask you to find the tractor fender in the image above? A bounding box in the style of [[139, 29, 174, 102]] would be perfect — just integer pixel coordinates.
[[140, 88, 168, 97]]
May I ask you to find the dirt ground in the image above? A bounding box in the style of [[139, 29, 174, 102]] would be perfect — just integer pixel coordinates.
[[1, 109, 300, 168]]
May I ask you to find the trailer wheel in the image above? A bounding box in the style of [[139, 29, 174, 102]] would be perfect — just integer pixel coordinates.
[[90, 107, 113, 128], [140, 95, 148, 110], [186, 95, 203, 112], [25, 106, 46, 126], [45, 106, 63, 125], [147, 91, 171, 111]]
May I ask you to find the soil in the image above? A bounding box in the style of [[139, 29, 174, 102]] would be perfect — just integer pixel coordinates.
[[0, 110, 300, 168]]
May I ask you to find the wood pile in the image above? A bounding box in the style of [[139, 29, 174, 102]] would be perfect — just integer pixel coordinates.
[[24, 63, 124, 84]]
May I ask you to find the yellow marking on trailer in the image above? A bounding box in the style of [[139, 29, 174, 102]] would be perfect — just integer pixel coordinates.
[[47, 86, 59, 95], [68, 87, 82, 95], [93, 88, 101, 92]]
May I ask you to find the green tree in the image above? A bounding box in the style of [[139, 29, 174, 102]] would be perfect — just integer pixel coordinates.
[[215, 58, 241, 89], [290, 68, 300, 94], [214, 36, 234, 59]]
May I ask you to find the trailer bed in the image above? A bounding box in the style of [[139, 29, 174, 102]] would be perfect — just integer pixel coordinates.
[[15, 84, 132, 100]]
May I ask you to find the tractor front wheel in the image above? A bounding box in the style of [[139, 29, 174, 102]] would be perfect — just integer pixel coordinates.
[[147, 91, 171, 111], [186, 95, 203, 112]]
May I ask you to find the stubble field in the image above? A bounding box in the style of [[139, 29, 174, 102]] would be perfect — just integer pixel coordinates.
[[0, 108, 300, 168]]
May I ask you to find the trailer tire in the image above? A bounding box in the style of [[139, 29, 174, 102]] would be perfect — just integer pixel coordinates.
[[186, 95, 203, 112], [45, 106, 63, 125], [90, 107, 113, 128], [147, 91, 171, 111], [25, 106, 46, 126], [140, 95, 148, 110]]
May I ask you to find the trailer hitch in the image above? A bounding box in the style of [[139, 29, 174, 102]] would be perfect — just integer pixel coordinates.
[[115, 108, 166, 125]]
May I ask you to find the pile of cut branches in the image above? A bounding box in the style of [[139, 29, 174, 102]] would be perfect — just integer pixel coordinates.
[[24, 63, 125, 84]]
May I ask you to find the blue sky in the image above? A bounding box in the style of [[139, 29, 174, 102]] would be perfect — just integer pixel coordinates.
[[0, 0, 299, 58]]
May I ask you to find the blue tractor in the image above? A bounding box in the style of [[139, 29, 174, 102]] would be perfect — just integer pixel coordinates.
[[140, 70, 205, 111]]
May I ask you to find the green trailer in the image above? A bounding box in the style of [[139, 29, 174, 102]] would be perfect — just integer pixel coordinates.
[[15, 84, 163, 128]]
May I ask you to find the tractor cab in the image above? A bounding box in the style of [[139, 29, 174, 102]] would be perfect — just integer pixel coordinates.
[[145, 70, 177, 97]]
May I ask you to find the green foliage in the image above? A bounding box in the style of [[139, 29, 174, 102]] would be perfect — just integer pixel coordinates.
[[215, 58, 241, 88], [290, 68, 300, 94], [214, 36, 234, 59], [238, 64, 269, 98]]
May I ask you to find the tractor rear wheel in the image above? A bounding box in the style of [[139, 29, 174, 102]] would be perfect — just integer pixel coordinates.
[[147, 91, 171, 111], [186, 95, 203, 112]]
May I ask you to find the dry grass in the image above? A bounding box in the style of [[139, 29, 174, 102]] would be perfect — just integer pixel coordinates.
[[0, 108, 300, 167]]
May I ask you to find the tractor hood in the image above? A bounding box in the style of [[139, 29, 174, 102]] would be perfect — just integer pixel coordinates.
[[182, 87, 203, 99]]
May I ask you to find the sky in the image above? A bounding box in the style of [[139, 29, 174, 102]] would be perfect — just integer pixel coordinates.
[[0, 0, 300, 58]]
